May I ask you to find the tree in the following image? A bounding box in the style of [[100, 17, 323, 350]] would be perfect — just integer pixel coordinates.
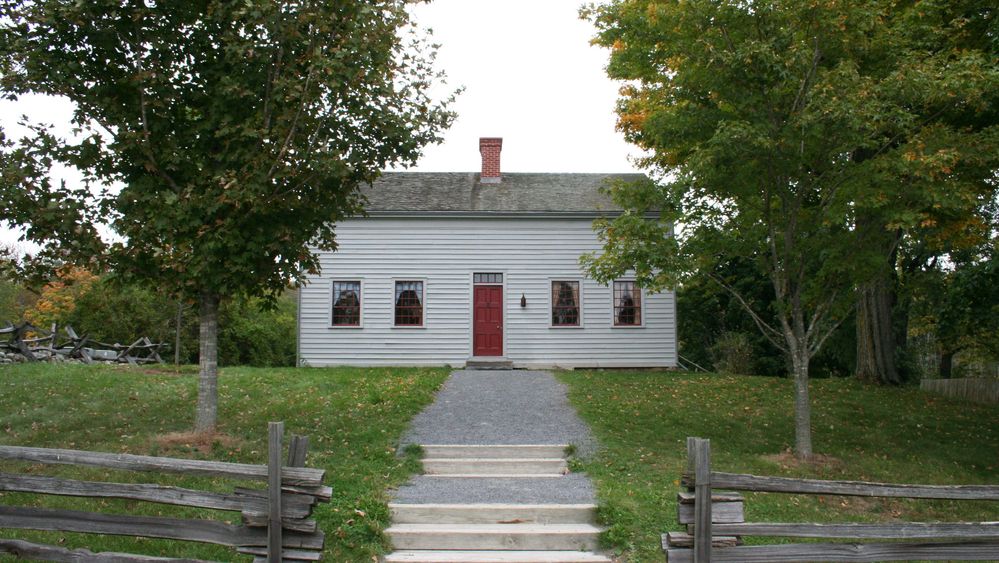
[[1, 1, 456, 432], [583, 0, 998, 458], [853, 1, 999, 385]]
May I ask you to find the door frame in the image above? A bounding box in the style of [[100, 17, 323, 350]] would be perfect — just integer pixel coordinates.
[[469, 271, 506, 358]]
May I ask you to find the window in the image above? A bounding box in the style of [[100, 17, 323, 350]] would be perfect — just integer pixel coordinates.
[[331, 281, 361, 326], [551, 281, 580, 327], [473, 273, 503, 284], [613, 281, 642, 326], [395, 280, 424, 326]]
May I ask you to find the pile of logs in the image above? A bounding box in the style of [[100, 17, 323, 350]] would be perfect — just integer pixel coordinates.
[[0, 321, 164, 365]]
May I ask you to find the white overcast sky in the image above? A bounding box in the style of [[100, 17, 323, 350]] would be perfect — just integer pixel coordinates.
[[0, 0, 638, 247]]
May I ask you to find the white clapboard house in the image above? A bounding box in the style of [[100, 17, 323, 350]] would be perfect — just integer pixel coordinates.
[[297, 138, 677, 369]]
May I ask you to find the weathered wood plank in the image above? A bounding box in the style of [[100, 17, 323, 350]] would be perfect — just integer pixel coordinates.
[[663, 532, 740, 549], [665, 541, 999, 562], [0, 445, 325, 487], [711, 521, 999, 540], [681, 472, 999, 500], [0, 538, 209, 562], [693, 438, 712, 563], [237, 546, 322, 560], [677, 491, 743, 504], [268, 421, 284, 563], [287, 435, 309, 468], [0, 505, 324, 549], [242, 514, 317, 533], [0, 471, 317, 522], [678, 502, 744, 525]]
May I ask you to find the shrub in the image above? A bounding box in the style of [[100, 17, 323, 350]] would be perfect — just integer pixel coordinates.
[[709, 331, 756, 375]]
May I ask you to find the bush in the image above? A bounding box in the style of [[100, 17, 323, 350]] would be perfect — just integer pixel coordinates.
[[25, 272, 297, 367], [709, 331, 756, 375], [218, 292, 297, 367]]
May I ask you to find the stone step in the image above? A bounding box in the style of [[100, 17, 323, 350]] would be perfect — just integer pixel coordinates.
[[386, 523, 602, 551], [464, 360, 515, 370], [389, 503, 597, 525], [421, 445, 569, 460], [383, 551, 612, 562], [422, 458, 568, 476]]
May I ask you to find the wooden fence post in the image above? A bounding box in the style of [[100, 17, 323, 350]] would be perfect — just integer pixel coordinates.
[[287, 435, 309, 468], [693, 438, 712, 563], [267, 422, 284, 563]]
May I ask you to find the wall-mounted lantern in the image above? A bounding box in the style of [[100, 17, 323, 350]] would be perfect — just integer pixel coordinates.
[[520, 293, 527, 308]]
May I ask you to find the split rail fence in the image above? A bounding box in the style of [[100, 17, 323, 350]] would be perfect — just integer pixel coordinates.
[[664, 437, 999, 562], [0, 422, 328, 562], [0, 321, 164, 365]]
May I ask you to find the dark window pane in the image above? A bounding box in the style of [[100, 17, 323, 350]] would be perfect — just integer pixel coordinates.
[[395, 281, 424, 326], [551, 281, 580, 326], [332, 281, 361, 326], [613, 281, 642, 326]]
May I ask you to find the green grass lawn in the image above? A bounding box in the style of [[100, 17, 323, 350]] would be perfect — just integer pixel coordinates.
[[559, 370, 999, 563], [0, 362, 448, 561]]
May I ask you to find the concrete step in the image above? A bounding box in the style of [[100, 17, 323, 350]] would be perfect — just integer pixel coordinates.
[[421, 445, 569, 460], [464, 360, 515, 370], [383, 551, 612, 562], [389, 503, 597, 525], [386, 523, 602, 551], [423, 459, 568, 476]]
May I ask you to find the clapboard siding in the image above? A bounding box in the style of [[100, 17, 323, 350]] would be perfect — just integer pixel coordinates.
[[299, 217, 677, 368]]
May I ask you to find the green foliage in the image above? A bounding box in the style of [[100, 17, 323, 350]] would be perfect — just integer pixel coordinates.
[[709, 331, 755, 375], [583, 0, 999, 454], [0, 1, 457, 303], [218, 292, 296, 368], [0, 364, 449, 561], [561, 370, 999, 562], [65, 276, 176, 346]]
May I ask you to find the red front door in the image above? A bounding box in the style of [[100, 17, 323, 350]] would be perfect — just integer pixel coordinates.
[[473, 285, 503, 356]]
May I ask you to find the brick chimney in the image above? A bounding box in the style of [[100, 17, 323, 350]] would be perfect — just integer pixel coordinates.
[[479, 137, 502, 183]]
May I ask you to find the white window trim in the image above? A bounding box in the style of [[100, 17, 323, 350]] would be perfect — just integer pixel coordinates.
[[549, 278, 585, 329], [610, 279, 646, 329], [329, 278, 364, 329], [392, 278, 428, 329]]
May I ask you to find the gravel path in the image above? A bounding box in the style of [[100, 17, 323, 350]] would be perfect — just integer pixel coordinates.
[[392, 369, 599, 506], [399, 370, 597, 456]]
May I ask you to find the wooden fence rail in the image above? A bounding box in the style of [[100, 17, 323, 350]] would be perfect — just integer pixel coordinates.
[[921, 378, 999, 405], [0, 321, 165, 365], [0, 422, 328, 562], [664, 437, 999, 563]]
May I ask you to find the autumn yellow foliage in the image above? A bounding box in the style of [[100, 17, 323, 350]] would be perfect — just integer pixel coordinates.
[[24, 267, 99, 329]]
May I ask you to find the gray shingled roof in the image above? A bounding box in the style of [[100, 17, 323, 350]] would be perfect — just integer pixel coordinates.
[[361, 172, 646, 213]]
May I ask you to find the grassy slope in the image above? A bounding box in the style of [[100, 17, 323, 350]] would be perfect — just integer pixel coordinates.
[[559, 371, 999, 562], [0, 363, 448, 561]]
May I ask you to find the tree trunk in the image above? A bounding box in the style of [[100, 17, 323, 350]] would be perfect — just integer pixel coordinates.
[[855, 216, 903, 385], [790, 346, 813, 459], [174, 300, 183, 366], [939, 350, 954, 379], [195, 292, 219, 433], [855, 277, 901, 384]]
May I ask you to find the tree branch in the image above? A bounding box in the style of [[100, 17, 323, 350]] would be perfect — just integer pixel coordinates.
[[707, 272, 788, 352]]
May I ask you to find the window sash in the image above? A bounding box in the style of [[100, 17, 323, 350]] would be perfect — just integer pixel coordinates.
[[551, 281, 580, 327], [331, 281, 361, 326], [613, 281, 642, 326], [394, 280, 424, 326]]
